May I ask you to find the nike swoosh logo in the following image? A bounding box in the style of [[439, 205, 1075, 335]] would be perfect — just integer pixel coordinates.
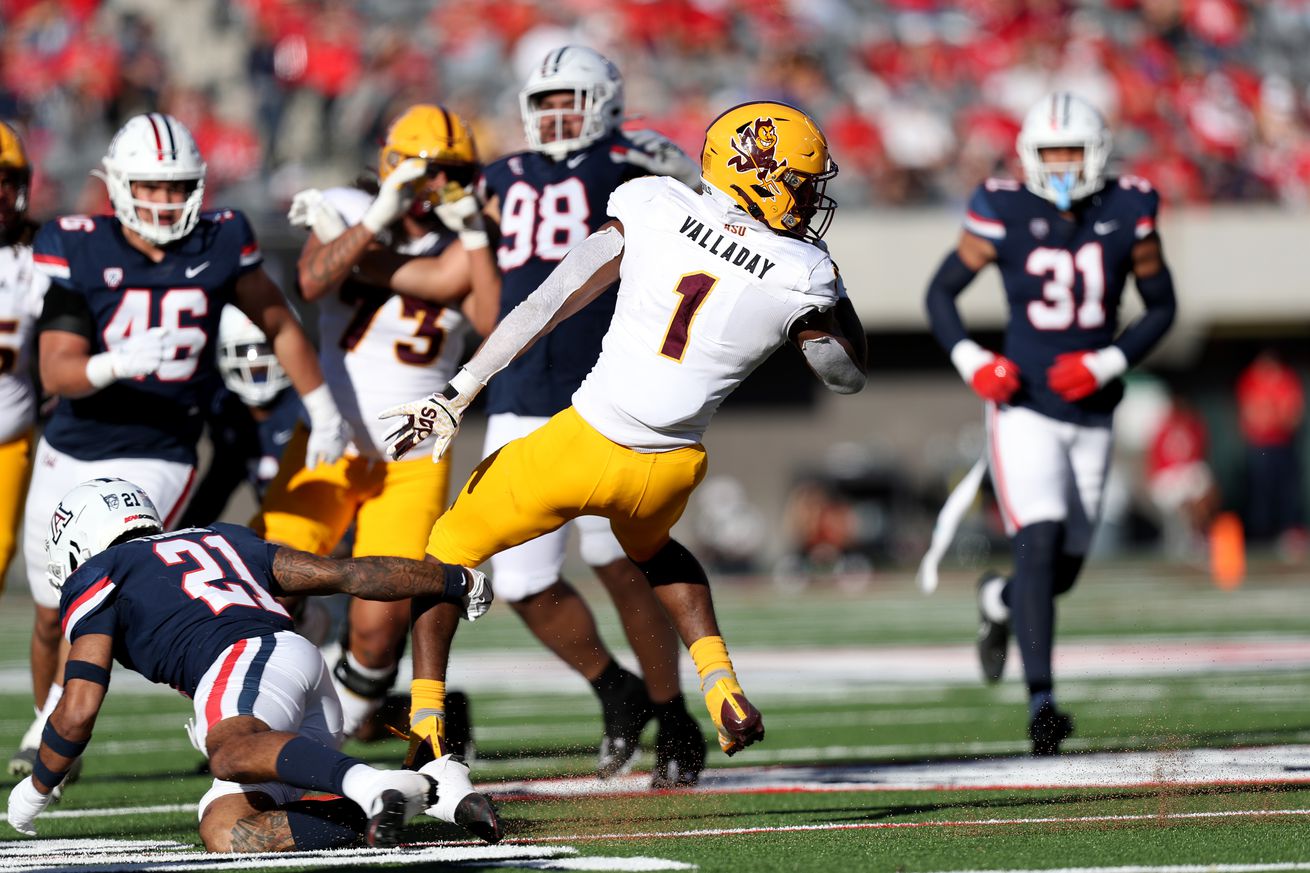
[[1093, 221, 1118, 235], [273, 429, 294, 445], [185, 261, 210, 278], [567, 153, 587, 169]]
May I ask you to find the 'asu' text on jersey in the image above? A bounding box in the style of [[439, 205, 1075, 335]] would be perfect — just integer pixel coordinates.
[[59, 522, 292, 697], [965, 176, 1159, 426], [480, 132, 651, 416], [34, 211, 263, 463]]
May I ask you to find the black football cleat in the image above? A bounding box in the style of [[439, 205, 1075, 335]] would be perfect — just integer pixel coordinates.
[[597, 673, 654, 778], [651, 706, 707, 789], [1028, 702, 1074, 756], [365, 789, 409, 848], [453, 792, 504, 844], [976, 571, 1010, 684], [444, 691, 475, 762]]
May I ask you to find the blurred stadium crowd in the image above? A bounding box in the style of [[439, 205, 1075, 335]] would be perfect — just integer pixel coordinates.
[[5, 0, 1310, 221]]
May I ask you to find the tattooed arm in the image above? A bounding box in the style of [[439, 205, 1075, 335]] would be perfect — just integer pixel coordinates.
[[296, 225, 377, 301], [271, 547, 467, 601]]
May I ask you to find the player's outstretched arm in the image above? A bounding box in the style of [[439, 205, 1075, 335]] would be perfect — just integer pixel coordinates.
[[8, 634, 112, 835], [270, 548, 492, 620], [379, 222, 625, 462]]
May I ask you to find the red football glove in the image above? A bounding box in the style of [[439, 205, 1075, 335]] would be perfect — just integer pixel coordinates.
[[1047, 352, 1099, 401], [970, 356, 1021, 403]]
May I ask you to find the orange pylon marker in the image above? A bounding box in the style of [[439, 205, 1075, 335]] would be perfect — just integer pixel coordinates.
[[1209, 511, 1246, 590]]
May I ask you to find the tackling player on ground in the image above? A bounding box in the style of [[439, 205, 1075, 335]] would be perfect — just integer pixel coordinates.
[[383, 100, 866, 775], [6, 477, 499, 849], [924, 92, 1177, 754], [11, 113, 349, 779]]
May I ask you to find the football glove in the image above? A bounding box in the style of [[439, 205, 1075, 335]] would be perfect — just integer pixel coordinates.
[[379, 370, 482, 463], [950, 339, 1020, 403], [7, 776, 51, 837], [623, 129, 702, 189], [460, 567, 493, 621], [301, 384, 351, 469], [362, 157, 429, 234], [434, 191, 489, 251], [287, 188, 348, 243], [1047, 347, 1128, 401], [86, 326, 173, 388]]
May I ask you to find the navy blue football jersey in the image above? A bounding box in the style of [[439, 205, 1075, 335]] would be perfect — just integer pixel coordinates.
[[964, 176, 1159, 425], [480, 131, 650, 416], [34, 210, 264, 463], [59, 522, 291, 697]]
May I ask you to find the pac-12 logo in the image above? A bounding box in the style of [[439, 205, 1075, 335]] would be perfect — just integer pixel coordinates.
[[728, 117, 783, 182], [50, 503, 73, 544]]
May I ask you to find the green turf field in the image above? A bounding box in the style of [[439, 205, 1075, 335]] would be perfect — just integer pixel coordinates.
[[2, 561, 1309, 871]]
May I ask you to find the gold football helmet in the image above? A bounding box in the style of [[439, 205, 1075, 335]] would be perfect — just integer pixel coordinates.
[[701, 101, 837, 241], [378, 104, 479, 213], [0, 120, 31, 222]]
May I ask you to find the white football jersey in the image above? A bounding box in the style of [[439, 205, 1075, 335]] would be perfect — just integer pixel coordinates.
[[573, 177, 839, 450], [316, 188, 472, 459], [0, 240, 50, 442]]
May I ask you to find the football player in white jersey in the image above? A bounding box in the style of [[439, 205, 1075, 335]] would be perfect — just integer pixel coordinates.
[[382, 101, 867, 772], [0, 122, 47, 590], [257, 104, 498, 740]]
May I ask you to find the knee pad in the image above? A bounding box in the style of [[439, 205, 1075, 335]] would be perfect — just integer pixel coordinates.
[[332, 651, 398, 701], [577, 517, 626, 567], [634, 539, 708, 588]]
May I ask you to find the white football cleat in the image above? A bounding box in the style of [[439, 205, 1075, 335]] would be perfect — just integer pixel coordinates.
[[364, 771, 437, 848], [419, 754, 503, 843]]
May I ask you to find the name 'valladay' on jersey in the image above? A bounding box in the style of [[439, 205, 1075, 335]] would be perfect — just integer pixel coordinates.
[[59, 522, 292, 698], [963, 175, 1159, 426], [33, 210, 263, 464]]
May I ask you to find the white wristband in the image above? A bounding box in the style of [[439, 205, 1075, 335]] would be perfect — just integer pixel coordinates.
[[459, 229, 489, 251], [85, 352, 117, 389], [301, 383, 340, 425], [1085, 345, 1129, 386], [949, 339, 994, 383], [448, 368, 483, 399]]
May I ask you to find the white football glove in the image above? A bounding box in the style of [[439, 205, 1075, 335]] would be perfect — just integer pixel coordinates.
[[362, 158, 430, 234], [7, 776, 51, 837], [624, 129, 702, 189], [288, 188, 348, 243], [86, 326, 172, 388], [460, 568, 493, 621], [301, 384, 351, 469], [434, 191, 489, 251], [379, 370, 482, 463]]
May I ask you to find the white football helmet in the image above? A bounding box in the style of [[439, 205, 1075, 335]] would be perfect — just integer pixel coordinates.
[[95, 113, 207, 245], [1016, 93, 1111, 210], [46, 478, 163, 591], [519, 46, 624, 160], [218, 305, 290, 407]]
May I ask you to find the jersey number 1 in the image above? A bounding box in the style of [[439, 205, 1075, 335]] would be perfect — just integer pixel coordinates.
[[1025, 242, 1105, 330], [154, 535, 291, 618], [659, 272, 718, 361]]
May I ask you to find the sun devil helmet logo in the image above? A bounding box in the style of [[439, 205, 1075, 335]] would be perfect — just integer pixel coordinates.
[[727, 117, 784, 184]]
